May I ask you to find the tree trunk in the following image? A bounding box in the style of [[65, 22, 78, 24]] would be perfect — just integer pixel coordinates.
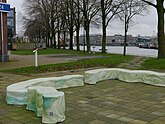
[[38, 28, 41, 43], [47, 31, 50, 47], [46, 35, 48, 47], [123, 30, 127, 56], [69, 28, 73, 50], [58, 30, 61, 49], [76, 26, 80, 51], [124, 15, 127, 56], [69, 0, 74, 50], [50, 35, 53, 46], [63, 31, 66, 49], [157, 1, 165, 58], [101, 0, 106, 53], [86, 21, 90, 52], [52, 29, 56, 47], [76, 0, 80, 51], [102, 17, 106, 53], [53, 33, 56, 48], [102, 25, 106, 53]]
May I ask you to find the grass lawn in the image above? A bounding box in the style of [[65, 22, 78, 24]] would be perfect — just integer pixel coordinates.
[[141, 58, 165, 71], [3, 54, 133, 74], [11, 48, 101, 56]]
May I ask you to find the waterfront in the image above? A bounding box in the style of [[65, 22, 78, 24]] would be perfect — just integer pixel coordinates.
[[75, 46, 158, 58]]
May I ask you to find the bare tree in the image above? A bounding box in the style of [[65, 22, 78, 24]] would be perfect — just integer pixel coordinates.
[[118, 0, 147, 56], [100, 0, 124, 53], [79, 0, 100, 52], [62, 0, 75, 50], [23, 0, 48, 43], [24, 20, 41, 42], [23, 0, 59, 47], [141, 0, 165, 58]]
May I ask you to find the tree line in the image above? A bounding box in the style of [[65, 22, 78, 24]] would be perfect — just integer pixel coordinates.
[[23, 0, 165, 58]]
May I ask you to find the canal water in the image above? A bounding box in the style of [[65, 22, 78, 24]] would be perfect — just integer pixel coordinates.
[[74, 46, 158, 58]]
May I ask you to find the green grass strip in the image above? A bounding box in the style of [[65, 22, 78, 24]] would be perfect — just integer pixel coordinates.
[[11, 48, 102, 56], [141, 58, 165, 70], [3, 55, 133, 74]]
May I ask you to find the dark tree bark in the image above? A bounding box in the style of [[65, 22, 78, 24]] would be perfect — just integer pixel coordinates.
[[123, 14, 128, 56], [69, 27, 74, 50], [157, 1, 165, 58], [75, 0, 81, 51], [47, 31, 50, 47], [101, 0, 106, 53], [76, 26, 80, 51], [63, 30, 66, 49], [102, 17, 106, 53], [86, 21, 90, 52], [58, 30, 61, 49], [53, 33, 56, 48]]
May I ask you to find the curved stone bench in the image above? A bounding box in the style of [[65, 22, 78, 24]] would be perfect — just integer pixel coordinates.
[[85, 68, 165, 87], [6, 75, 84, 105]]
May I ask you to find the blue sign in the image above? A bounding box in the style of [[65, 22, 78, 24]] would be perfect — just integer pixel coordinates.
[[0, 2, 10, 13]]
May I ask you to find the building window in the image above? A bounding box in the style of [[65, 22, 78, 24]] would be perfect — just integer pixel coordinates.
[[7, 10, 14, 18], [112, 39, 115, 43], [7, 18, 14, 27]]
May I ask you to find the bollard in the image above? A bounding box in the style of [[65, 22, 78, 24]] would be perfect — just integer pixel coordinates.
[[33, 48, 38, 67]]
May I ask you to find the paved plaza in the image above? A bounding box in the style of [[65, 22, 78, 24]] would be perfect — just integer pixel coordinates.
[[0, 55, 165, 124], [0, 70, 165, 124]]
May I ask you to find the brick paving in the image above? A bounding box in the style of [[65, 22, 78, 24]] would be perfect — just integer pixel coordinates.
[[0, 55, 165, 124]]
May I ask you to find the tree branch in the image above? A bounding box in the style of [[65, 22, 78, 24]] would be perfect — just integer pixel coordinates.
[[141, 0, 157, 8]]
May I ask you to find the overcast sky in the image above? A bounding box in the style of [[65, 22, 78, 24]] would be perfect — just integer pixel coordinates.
[[7, 0, 158, 37]]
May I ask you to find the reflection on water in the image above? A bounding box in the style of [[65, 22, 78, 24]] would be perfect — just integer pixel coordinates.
[[73, 46, 158, 58]]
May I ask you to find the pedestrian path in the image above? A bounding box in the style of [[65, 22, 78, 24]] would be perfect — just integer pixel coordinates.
[[0, 54, 106, 71]]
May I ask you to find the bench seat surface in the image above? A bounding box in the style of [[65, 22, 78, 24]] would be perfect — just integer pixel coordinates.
[[85, 68, 165, 87]]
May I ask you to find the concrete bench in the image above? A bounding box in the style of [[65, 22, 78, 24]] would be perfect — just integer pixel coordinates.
[[6, 75, 84, 105], [27, 86, 65, 124], [85, 68, 165, 87]]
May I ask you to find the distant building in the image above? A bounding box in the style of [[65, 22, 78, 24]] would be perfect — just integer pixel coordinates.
[[74, 34, 102, 45], [106, 34, 136, 46], [7, 7, 16, 50], [75, 34, 136, 46], [106, 34, 124, 45]]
